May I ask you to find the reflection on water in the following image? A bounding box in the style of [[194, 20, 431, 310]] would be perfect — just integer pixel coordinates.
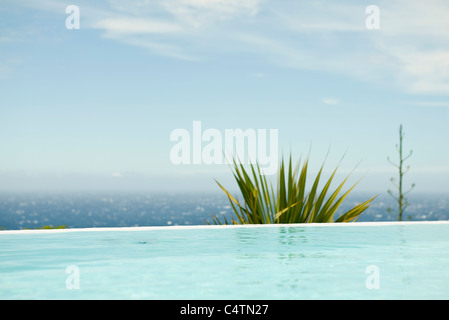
[[278, 226, 308, 245], [232, 226, 310, 262], [277, 227, 309, 262]]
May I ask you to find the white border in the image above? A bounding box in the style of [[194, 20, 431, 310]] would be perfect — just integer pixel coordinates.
[[1, 220, 448, 235]]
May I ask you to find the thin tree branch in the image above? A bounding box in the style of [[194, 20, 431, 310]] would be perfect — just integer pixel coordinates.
[[403, 150, 413, 162], [387, 157, 398, 167]]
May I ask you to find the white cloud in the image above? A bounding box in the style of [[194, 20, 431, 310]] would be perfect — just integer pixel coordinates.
[[274, 3, 365, 33], [322, 98, 339, 105], [390, 49, 449, 94], [7, 0, 449, 95], [403, 101, 449, 108], [94, 17, 183, 35], [116, 37, 199, 61], [161, 0, 261, 27], [227, 1, 449, 95], [356, 0, 449, 94]]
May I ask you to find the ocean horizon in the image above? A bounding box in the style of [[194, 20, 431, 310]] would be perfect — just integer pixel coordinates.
[[1, 191, 448, 231]]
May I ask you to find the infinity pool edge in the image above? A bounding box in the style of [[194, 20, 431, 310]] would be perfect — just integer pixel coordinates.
[[1, 220, 449, 235]]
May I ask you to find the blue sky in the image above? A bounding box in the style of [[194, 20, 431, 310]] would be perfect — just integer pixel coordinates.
[[0, 0, 448, 193]]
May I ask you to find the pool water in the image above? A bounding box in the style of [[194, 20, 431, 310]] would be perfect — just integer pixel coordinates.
[[1, 222, 448, 299]]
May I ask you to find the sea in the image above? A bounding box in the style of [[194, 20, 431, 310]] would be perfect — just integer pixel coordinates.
[[0, 191, 448, 230]]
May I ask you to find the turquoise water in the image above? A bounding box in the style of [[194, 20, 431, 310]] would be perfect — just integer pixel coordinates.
[[1, 222, 449, 299]]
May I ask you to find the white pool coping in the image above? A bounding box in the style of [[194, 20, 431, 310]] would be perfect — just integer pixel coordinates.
[[1, 220, 449, 235]]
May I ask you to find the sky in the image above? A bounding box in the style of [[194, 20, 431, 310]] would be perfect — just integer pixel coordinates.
[[0, 0, 448, 194]]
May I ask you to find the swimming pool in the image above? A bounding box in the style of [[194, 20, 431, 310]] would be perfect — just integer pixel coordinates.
[[1, 221, 448, 299]]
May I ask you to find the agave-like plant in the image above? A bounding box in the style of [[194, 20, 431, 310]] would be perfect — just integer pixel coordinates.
[[208, 155, 376, 225]]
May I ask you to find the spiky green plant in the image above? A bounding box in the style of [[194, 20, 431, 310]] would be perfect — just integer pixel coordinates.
[[208, 155, 376, 225]]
